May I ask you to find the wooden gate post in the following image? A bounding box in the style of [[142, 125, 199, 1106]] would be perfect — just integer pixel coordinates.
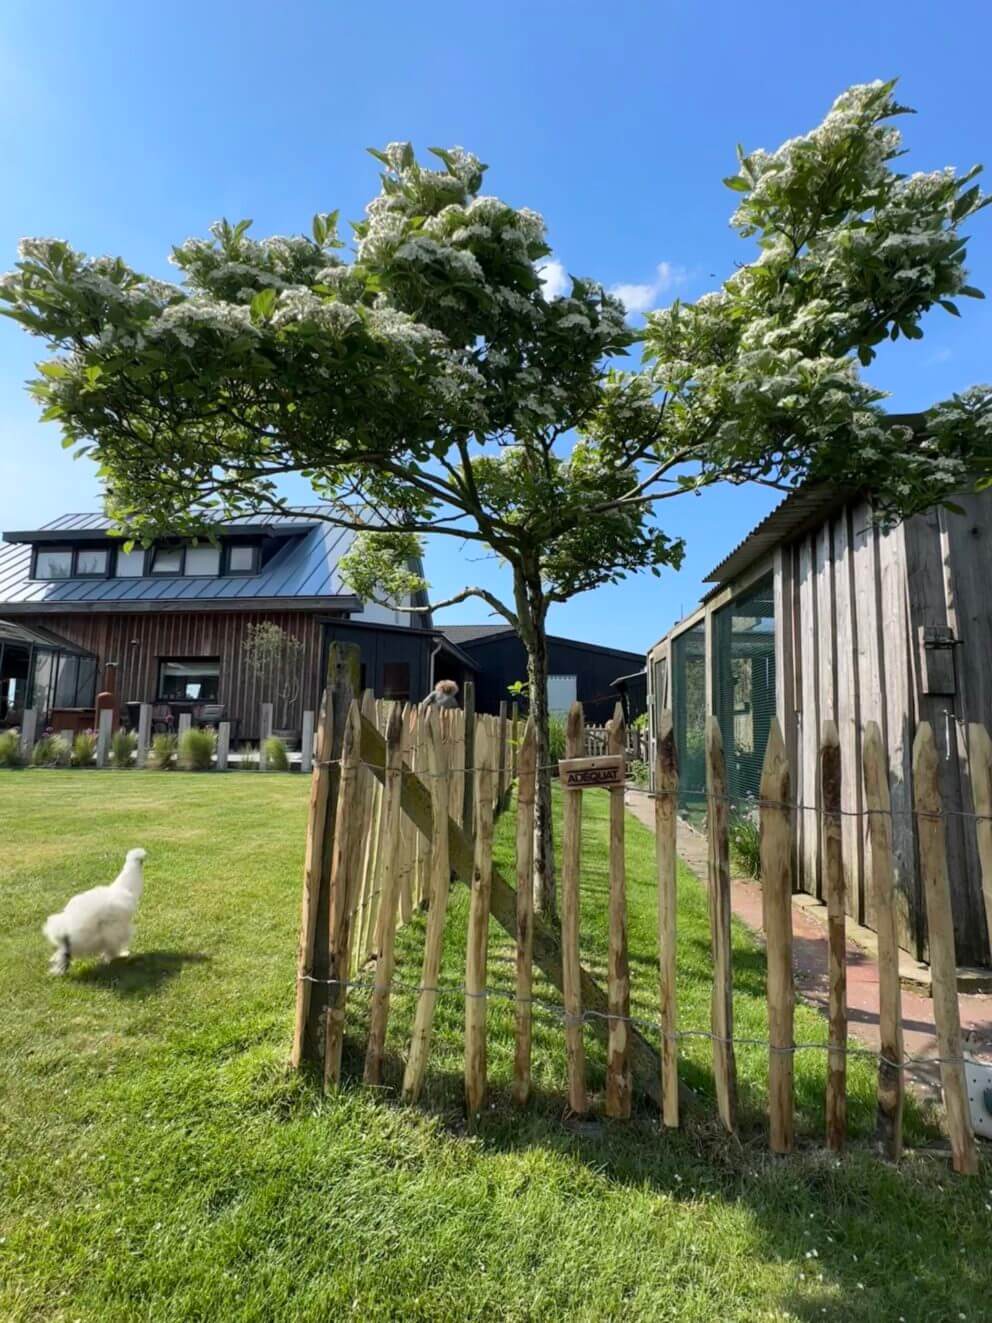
[[705, 716, 738, 1133], [363, 705, 406, 1086], [656, 710, 679, 1128], [863, 721, 904, 1161], [323, 702, 365, 1088], [913, 723, 978, 1175], [466, 725, 494, 1125], [497, 700, 509, 811], [561, 702, 587, 1115], [136, 704, 152, 768], [821, 721, 846, 1152], [403, 709, 453, 1104], [290, 642, 361, 1071], [762, 719, 794, 1154], [605, 705, 631, 1118], [513, 719, 537, 1106]]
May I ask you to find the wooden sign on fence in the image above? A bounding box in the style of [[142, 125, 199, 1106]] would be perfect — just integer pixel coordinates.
[[559, 753, 625, 790]]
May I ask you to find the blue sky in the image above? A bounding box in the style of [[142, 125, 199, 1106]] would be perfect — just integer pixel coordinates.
[[1, 0, 989, 654]]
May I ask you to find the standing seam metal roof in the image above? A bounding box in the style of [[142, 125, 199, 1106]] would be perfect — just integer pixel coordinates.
[[0, 511, 364, 609]]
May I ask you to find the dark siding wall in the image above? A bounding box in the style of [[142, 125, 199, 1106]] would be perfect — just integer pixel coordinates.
[[322, 620, 433, 704], [458, 634, 644, 724], [27, 610, 328, 737]]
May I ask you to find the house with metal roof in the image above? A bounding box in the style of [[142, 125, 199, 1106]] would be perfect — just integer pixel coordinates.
[[0, 509, 475, 741], [645, 478, 992, 970]]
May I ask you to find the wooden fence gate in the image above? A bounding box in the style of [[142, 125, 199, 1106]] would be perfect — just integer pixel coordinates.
[[291, 644, 982, 1174]]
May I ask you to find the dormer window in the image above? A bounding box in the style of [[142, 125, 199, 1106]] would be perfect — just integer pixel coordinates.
[[185, 545, 221, 576], [227, 543, 259, 574], [150, 545, 183, 575], [76, 547, 108, 577], [115, 547, 146, 577], [34, 547, 73, 579]]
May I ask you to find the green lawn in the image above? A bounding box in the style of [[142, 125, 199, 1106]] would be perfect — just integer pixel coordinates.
[[1, 770, 989, 1322]]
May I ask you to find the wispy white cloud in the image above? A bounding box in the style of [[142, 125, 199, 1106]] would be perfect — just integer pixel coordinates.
[[536, 258, 569, 300], [611, 261, 687, 314], [927, 346, 953, 366]]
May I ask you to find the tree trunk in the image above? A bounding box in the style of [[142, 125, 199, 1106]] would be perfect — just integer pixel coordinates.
[[513, 568, 556, 921]]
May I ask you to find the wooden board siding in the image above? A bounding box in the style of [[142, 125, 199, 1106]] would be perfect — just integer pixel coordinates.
[[22, 610, 330, 737], [784, 496, 992, 965]]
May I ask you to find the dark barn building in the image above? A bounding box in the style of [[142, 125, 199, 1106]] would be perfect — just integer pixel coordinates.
[[439, 625, 646, 725]]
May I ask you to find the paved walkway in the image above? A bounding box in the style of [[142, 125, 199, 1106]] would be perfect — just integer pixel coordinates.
[[624, 789, 992, 1099]]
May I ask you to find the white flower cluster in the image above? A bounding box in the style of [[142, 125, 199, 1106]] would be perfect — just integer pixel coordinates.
[[145, 296, 258, 348], [270, 287, 360, 336], [17, 237, 67, 264], [365, 306, 445, 357]]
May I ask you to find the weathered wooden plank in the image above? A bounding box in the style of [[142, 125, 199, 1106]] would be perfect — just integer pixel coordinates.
[[402, 709, 451, 1104], [820, 721, 846, 1151], [363, 706, 405, 1086], [606, 706, 631, 1119], [863, 720, 904, 1161], [969, 722, 992, 966], [465, 725, 494, 1124], [797, 535, 821, 899], [497, 700, 509, 809], [773, 547, 798, 888], [876, 520, 919, 957], [832, 510, 865, 931], [913, 722, 978, 1175], [852, 503, 885, 928], [561, 702, 587, 1116], [656, 711, 679, 1129], [761, 719, 793, 1154], [513, 719, 537, 1106], [706, 715, 737, 1133]]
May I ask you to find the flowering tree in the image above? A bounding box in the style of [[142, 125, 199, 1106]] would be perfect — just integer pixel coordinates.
[[242, 621, 305, 728], [2, 80, 990, 917]]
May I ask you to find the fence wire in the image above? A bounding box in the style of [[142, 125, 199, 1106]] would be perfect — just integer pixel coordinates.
[[298, 971, 990, 1073]]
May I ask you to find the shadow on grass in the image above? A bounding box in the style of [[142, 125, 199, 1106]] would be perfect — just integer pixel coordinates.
[[73, 950, 211, 996]]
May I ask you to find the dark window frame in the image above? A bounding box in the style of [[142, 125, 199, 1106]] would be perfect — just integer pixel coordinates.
[[113, 545, 150, 578], [149, 544, 186, 576], [31, 544, 115, 581], [184, 543, 223, 577], [224, 542, 260, 576], [156, 655, 222, 703]]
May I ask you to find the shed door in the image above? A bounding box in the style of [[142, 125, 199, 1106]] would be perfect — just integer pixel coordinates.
[[548, 674, 577, 714]]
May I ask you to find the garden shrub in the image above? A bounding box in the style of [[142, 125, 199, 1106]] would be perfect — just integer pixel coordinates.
[[179, 726, 216, 771], [148, 732, 177, 770], [32, 733, 72, 767], [262, 735, 289, 772], [71, 730, 97, 767], [0, 730, 23, 768], [728, 808, 761, 879], [238, 742, 258, 770], [111, 728, 137, 769]]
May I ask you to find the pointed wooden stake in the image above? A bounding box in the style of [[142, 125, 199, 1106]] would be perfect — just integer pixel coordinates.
[[820, 720, 846, 1152], [705, 716, 737, 1133], [655, 710, 679, 1129], [606, 704, 631, 1119], [913, 722, 978, 1175], [863, 720, 904, 1161], [562, 701, 587, 1115], [762, 718, 794, 1154], [363, 705, 405, 1087], [513, 719, 537, 1106]]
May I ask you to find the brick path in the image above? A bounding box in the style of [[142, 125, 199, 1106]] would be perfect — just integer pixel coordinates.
[[625, 789, 992, 1099]]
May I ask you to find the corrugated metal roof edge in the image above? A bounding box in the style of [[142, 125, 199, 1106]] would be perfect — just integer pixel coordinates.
[[701, 411, 926, 586]]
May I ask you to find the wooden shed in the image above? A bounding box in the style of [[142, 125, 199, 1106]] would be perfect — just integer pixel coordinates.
[[646, 482, 992, 969]]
